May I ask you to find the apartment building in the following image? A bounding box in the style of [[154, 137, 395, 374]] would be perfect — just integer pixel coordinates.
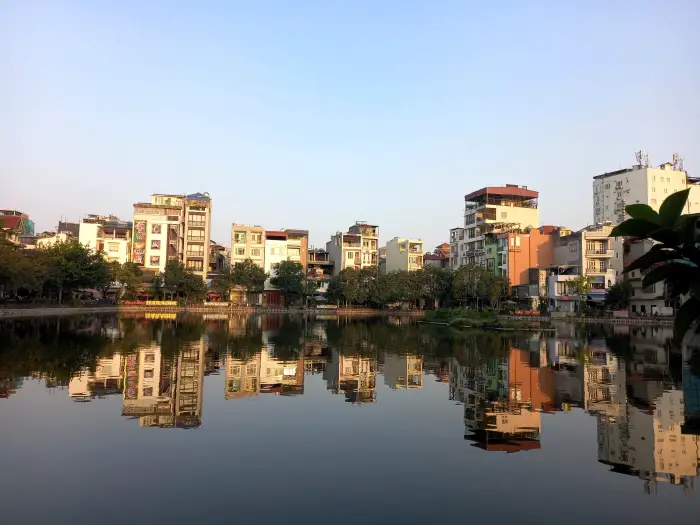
[[593, 153, 700, 225], [326, 221, 379, 275], [262, 229, 309, 305], [548, 225, 622, 311], [132, 193, 212, 279], [79, 214, 133, 264], [451, 185, 540, 269], [382, 237, 424, 273], [308, 248, 334, 296], [231, 224, 265, 268], [449, 227, 466, 268], [424, 243, 450, 269], [624, 238, 676, 316]]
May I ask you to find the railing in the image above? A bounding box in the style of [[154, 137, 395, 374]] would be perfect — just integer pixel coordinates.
[[186, 252, 205, 257], [586, 249, 614, 257]]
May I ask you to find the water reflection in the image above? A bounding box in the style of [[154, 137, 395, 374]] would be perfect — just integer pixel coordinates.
[[3, 314, 700, 499]]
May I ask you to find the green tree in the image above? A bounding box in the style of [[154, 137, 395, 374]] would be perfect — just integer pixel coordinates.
[[418, 265, 454, 308], [118, 262, 144, 299], [567, 275, 591, 313], [162, 259, 206, 301], [270, 260, 306, 305], [41, 241, 110, 303], [605, 280, 633, 310], [230, 259, 267, 305], [610, 188, 700, 338]]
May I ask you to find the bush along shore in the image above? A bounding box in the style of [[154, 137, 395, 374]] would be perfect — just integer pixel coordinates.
[[420, 308, 554, 332]]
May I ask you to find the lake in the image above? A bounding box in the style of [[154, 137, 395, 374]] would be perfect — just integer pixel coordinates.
[[2, 314, 700, 524]]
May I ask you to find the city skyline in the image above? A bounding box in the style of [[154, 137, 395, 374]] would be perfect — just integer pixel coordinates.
[[4, 2, 699, 249]]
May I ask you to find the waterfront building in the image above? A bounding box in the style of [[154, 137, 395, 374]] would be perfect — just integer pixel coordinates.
[[326, 221, 379, 275], [450, 185, 540, 269], [382, 237, 424, 273], [132, 193, 212, 279], [79, 214, 133, 264]]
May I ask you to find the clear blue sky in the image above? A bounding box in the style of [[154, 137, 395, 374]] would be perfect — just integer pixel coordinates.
[[3, 1, 699, 248]]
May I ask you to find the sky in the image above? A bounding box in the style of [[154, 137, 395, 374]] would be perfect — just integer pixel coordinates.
[[2, 0, 699, 249]]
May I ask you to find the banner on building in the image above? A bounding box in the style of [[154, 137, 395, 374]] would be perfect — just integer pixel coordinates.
[[132, 220, 147, 264]]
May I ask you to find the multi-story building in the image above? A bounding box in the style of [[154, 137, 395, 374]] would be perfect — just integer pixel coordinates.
[[383, 237, 424, 273], [231, 224, 265, 268], [452, 185, 540, 269], [208, 240, 227, 277], [307, 248, 334, 296], [79, 214, 133, 264], [0, 209, 35, 246], [261, 229, 309, 305], [326, 221, 379, 275], [225, 353, 262, 400], [449, 227, 466, 268], [549, 224, 622, 311], [593, 153, 700, 225], [132, 193, 212, 279], [624, 238, 676, 316]]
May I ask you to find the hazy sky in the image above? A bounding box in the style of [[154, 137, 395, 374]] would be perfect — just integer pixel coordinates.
[[3, 1, 699, 248]]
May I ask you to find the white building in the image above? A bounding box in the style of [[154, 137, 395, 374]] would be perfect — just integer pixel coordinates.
[[383, 237, 424, 273], [592, 153, 699, 225], [326, 221, 379, 275], [79, 215, 133, 264], [264, 230, 289, 291], [132, 193, 212, 279]]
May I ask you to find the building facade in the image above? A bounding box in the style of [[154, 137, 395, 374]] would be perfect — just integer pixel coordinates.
[[0, 209, 35, 246], [79, 215, 133, 264], [451, 185, 539, 269], [132, 193, 212, 279], [231, 224, 265, 268], [383, 237, 424, 273], [593, 154, 700, 225], [326, 221, 379, 275]]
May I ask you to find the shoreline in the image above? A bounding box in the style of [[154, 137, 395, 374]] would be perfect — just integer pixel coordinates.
[[0, 306, 675, 326]]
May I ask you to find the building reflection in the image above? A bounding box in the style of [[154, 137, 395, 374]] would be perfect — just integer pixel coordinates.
[[383, 353, 423, 390], [69, 353, 125, 401], [324, 349, 377, 403], [121, 338, 206, 429]]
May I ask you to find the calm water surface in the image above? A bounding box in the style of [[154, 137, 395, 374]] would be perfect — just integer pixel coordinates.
[[2, 314, 700, 525]]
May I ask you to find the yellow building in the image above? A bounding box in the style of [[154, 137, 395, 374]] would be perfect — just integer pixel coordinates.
[[383, 354, 423, 389]]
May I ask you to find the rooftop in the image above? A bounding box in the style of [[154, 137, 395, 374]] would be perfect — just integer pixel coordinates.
[[464, 185, 538, 202]]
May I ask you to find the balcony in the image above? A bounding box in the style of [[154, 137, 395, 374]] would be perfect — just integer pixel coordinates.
[[586, 249, 614, 258]]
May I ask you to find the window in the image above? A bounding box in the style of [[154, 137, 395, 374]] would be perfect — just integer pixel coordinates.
[[234, 231, 246, 243], [142, 387, 153, 397], [251, 248, 261, 257], [186, 260, 203, 271], [108, 242, 119, 252], [187, 244, 204, 256], [652, 187, 656, 192], [144, 369, 154, 379], [251, 233, 262, 244], [468, 228, 476, 239], [188, 229, 205, 240], [664, 189, 668, 194], [188, 213, 205, 223], [150, 256, 160, 266], [288, 248, 300, 257], [235, 247, 245, 256], [347, 251, 354, 259], [151, 224, 161, 234], [465, 213, 476, 225], [151, 240, 161, 250], [229, 365, 241, 375], [246, 364, 257, 375], [145, 354, 155, 363], [228, 379, 241, 392]]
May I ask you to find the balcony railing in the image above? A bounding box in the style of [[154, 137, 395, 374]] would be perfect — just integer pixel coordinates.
[[586, 249, 614, 257], [186, 252, 205, 258]]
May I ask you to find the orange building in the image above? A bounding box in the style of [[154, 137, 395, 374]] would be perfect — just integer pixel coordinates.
[[491, 226, 558, 286]]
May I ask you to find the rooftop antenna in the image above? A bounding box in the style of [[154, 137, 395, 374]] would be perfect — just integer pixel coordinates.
[[635, 150, 649, 168], [672, 152, 684, 172]]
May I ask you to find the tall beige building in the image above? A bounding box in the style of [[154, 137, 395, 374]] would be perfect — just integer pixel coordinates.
[[326, 221, 379, 275], [132, 193, 212, 279], [231, 224, 265, 268]]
